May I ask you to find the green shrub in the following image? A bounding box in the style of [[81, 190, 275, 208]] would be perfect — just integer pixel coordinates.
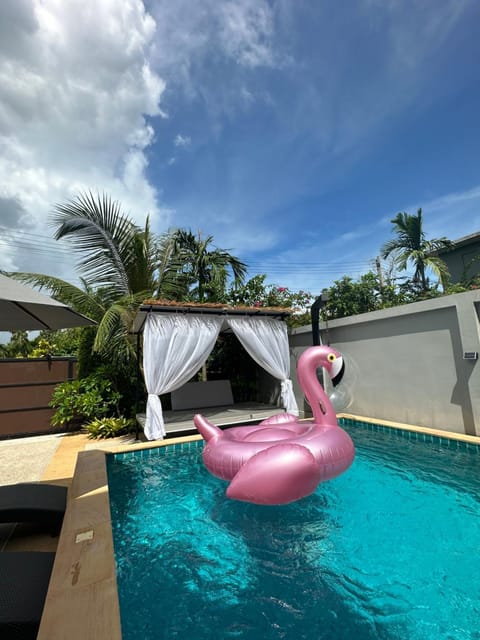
[[49, 370, 121, 428], [84, 417, 136, 440]]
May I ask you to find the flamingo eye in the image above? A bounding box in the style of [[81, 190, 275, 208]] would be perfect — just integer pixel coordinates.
[[327, 353, 336, 362]]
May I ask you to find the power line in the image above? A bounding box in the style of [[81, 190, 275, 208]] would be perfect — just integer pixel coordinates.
[[0, 228, 375, 278], [0, 225, 58, 241], [246, 263, 372, 271], [0, 240, 73, 258], [246, 260, 371, 266], [245, 263, 374, 275]]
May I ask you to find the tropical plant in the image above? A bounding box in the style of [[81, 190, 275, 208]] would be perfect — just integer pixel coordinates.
[[380, 208, 452, 292], [323, 273, 378, 319], [172, 229, 247, 302], [28, 338, 55, 359], [36, 328, 82, 356], [84, 416, 136, 439], [8, 192, 184, 375], [8, 192, 252, 410], [322, 271, 408, 320], [49, 370, 121, 428]]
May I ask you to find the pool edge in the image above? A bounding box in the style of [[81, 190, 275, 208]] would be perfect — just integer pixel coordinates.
[[338, 413, 480, 445]]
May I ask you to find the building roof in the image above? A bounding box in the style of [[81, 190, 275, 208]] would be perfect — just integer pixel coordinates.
[[435, 231, 480, 255], [428, 231, 480, 256]]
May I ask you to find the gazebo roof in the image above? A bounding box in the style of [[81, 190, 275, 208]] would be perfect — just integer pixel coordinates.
[[131, 299, 292, 334]]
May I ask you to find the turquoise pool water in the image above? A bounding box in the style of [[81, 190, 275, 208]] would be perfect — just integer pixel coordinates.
[[107, 421, 480, 639]]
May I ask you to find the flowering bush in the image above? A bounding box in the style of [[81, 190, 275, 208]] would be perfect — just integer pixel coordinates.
[[227, 275, 313, 327], [229, 275, 311, 309]]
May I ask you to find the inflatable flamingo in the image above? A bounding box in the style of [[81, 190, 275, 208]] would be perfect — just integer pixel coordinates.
[[194, 346, 355, 505]]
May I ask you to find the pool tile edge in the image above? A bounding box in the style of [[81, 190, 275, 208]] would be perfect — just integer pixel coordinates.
[[338, 413, 480, 445]]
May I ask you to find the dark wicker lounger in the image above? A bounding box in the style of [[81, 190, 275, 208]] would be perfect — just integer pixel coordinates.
[[0, 483, 67, 535], [0, 551, 55, 640]]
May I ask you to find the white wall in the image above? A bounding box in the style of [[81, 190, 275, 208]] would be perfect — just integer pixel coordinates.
[[289, 290, 480, 436]]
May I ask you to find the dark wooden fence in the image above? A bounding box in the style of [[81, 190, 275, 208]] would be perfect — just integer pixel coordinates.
[[0, 357, 77, 439]]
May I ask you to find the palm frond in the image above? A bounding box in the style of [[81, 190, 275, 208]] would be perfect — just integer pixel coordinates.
[[381, 208, 452, 291], [93, 300, 138, 370], [101, 293, 151, 365], [380, 238, 403, 260], [51, 191, 138, 294], [171, 228, 247, 301], [153, 232, 189, 299], [424, 256, 451, 279], [122, 216, 157, 294]]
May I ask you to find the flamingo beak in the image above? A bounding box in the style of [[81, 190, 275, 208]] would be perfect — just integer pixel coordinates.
[[331, 356, 345, 387]]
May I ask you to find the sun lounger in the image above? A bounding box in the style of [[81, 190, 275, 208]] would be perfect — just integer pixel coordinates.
[[0, 551, 55, 640], [0, 483, 67, 535]]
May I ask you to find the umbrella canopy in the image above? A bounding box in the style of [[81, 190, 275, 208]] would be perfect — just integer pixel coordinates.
[[0, 273, 96, 331]]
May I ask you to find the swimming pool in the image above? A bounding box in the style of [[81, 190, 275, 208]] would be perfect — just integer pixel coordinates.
[[107, 420, 480, 639]]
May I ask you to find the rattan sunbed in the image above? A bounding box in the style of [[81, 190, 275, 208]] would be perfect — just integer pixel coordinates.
[[0, 483, 67, 535]]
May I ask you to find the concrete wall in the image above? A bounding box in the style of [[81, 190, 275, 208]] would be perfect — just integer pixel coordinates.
[[289, 290, 480, 436], [0, 357, 77, 438]]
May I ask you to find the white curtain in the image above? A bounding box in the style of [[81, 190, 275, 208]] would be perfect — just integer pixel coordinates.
[[143, 313, 224, 439], [226, 316, 299, 415]]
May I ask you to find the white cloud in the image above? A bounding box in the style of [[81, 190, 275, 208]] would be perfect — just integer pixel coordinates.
[[148, 0, 278, 97], [377, 0, 470, 70], [174, 134, 191, 148], [0, 0, 169, 279], [217, 0, 275, 68]]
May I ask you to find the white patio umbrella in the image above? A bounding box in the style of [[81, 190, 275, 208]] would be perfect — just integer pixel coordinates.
[[0, 273, 96, 331]]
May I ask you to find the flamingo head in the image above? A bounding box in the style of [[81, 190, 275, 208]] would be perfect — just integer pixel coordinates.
[[299, 345, 345, 387], [322, 346, 345, 387]]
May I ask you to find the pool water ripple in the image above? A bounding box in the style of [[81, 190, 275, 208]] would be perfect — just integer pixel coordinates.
[[108, 424, 480, 639]]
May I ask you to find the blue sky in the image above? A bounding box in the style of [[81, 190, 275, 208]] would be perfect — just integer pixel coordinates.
[[1, 0, 480, 295]]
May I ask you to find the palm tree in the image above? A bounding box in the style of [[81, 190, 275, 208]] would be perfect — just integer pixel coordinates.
[[172, 229, 247, 302], [381, 208, 452, 292], [170, 229, 247, 382], [11, 191, 183, 372]]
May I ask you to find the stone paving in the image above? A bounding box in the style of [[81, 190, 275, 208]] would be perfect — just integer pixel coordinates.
[[0, 434, 63, 486]]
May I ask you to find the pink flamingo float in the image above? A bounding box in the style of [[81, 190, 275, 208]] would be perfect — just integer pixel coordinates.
[[194, 345, 355, 505]]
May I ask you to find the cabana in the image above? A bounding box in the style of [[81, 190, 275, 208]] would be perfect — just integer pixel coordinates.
[[132, 301, 299, 440]]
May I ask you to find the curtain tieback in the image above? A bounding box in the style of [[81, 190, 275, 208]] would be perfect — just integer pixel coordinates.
[[281, 379, 293, 396]]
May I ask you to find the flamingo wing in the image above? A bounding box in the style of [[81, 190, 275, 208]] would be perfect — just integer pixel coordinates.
[[226, 443, 322, 505]]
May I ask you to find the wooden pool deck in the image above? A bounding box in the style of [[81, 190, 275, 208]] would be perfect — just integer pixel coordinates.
[[137, 401, 285, 437]]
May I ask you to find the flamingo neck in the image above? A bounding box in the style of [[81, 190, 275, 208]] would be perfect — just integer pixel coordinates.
[[297, 351, 338, 426]]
